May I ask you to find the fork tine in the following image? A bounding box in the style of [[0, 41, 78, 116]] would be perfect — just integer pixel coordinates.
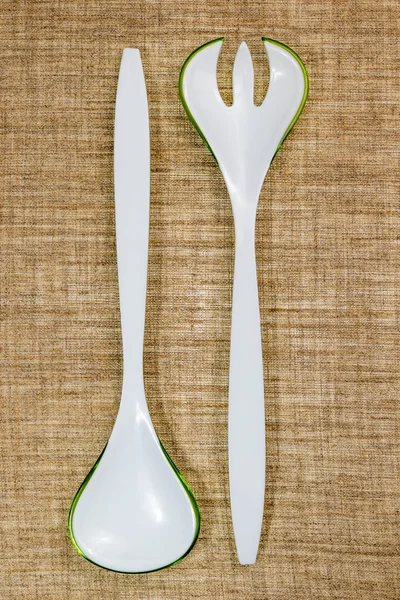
[[233, 42, 254, 107]]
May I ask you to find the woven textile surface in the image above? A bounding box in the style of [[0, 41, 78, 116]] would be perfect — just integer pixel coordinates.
[[1, 1, 399, 598]]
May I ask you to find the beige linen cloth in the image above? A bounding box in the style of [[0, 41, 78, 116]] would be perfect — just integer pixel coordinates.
[[1, 1, 399, 598]]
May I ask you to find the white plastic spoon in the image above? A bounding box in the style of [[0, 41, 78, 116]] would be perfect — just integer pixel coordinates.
[[68, 48, 200, 573], [179, 38, 308, 564]]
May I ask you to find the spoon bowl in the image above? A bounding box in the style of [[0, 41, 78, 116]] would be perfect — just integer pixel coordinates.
[[69, 403, 199, 573]]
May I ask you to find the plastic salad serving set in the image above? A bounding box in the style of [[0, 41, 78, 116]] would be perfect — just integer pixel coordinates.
[[68, 37, 309, 573]]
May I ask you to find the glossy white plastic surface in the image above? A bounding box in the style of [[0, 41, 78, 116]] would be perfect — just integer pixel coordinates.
[[70, 49, 199, 573], [180, 39, 308, 565]]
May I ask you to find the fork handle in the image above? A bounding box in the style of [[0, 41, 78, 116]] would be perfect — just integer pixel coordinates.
[[229, 224, 265, 565]]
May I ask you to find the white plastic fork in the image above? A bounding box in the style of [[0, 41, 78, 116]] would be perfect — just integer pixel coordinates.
[[179, 38, 308, 564]]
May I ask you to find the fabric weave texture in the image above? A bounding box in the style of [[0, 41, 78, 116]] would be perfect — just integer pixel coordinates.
[[1, 1, 399, 598]]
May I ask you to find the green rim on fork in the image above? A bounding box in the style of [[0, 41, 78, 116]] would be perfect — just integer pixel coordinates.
[[178, 36, 309, 164]]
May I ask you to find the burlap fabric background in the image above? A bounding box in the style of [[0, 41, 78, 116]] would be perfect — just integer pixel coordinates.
[[1, 1, 399, 599]]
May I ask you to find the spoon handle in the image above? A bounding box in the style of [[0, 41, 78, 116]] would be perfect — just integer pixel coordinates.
[[114, 49, 150, 391], [229, 225, 265, 565]]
